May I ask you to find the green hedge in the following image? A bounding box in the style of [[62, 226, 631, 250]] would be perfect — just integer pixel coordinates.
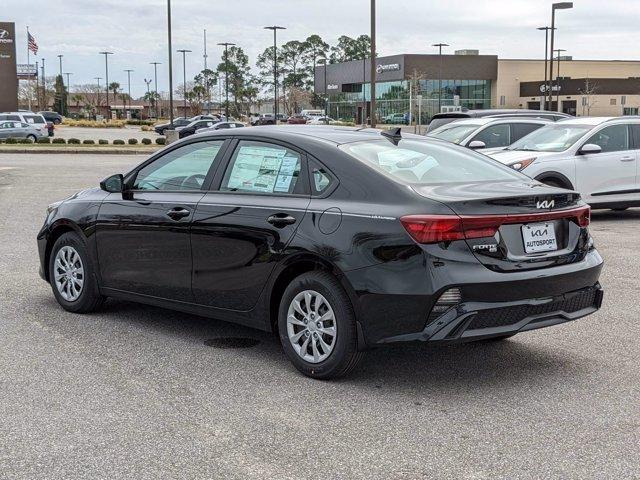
[[52, 138, 66, 144], [98, 139, 108, 145], [113, 139, 125, 145], [5, 138, 18, 144], [37, 137, 52, 144], [126, 119, 155, 126], [68, 138, 81, 144], [82, 139, 95, 145], [18, 138, 33, 144], [141, 138, 152, 145], [128, 138, 138, 145], [155, 137, 166, 145]]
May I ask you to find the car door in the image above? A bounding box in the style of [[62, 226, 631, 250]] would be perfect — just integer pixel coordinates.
[[0, 122, 11, 139], [630, 124, 640, 193], [95, 139, 228, 300], [576, 124, 636, 203], [191, 138, 310, 311]]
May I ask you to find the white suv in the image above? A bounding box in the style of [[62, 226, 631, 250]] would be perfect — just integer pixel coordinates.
[[487, 117, 640, 209], [0, 112, 49, 137]]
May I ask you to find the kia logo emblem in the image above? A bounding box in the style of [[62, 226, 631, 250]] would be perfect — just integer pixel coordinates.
[[536, 200, 555, 209]]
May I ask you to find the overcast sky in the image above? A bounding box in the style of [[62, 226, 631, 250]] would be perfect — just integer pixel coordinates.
[[6, 0, 640, 97]]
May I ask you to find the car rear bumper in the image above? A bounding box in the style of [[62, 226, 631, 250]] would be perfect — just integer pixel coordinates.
[[377, 283, 603, 344]]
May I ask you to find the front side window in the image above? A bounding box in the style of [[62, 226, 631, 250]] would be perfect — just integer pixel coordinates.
[[340, 139, 525, 185], [511, 123, 544, 142], [133, 140, 224, 191], [221, 141, 302, 194], [471, 124, 510, 148], [584, 125, 629, 153], [507, 124, 593, 152]]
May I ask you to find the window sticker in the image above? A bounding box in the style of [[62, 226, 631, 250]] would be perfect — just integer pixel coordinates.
[[227, 146, 289, 192], [273, 155, 300, 192]]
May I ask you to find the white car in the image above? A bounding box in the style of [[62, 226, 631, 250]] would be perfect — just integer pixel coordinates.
[[427, 117, 551, 150], [307, 116, 335, 125], [486, 117, 640, 209]]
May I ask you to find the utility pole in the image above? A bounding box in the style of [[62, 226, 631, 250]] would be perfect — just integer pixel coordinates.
[[264, 26, 286, 121], [150, 62, 161, 118], [203, 29, 210, 114], [99, 51, 114, 116], [537, 26, 554, 110], [217, 42, 236, 120], [548, 2, 573, 109], [167, 0, 174, 125], [41, 58, 45, 110], [432, 43, 449, 114], [144, 78, 152, 118], [94, 77, 102, 118], [57, 54, 63, 114], [177, 49, 191, 117], [370, 0, 377, 127]]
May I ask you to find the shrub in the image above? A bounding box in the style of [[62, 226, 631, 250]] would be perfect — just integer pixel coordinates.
[[67, 138, 81, 144], [37, 137, 52, 144], [5, 137, 18, 144], [113, 139, 125, 145], [62, 119, 126, 128], [52, 138, 66, 144], [98, 139, 108, 145], [141, 138, 152, 145], [155, 137, 166, 145], [82, 139, 96, 144], [128, 138, 138, 145], [19, 138, 34, 144], [126, 119, 155, 126]]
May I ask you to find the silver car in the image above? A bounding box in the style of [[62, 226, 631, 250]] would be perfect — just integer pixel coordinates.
[[0, 120, 45, 141]]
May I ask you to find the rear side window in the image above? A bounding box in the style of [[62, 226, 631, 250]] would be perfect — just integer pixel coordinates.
[[221, 141, 302, 194], [24, 115, 45, 124], [630, 125, 640, 149], [0, 114, 20, 121], [340, 139, 524, 185], [471, 124, 510, 148], [309, 160, 335, 195], [511, 123, 543, 143], [585, 125, 630, 153]]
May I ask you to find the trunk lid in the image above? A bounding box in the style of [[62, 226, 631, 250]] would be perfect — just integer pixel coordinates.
[[411, 181, 590, 272]]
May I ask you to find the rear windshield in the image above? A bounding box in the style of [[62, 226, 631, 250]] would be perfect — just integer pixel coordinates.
[[24, 115, 45, 124], [340, 139, 525, 185], [427, 124, 481, 144], [507, 124, 592, 152], [427, 117, 463, 131]]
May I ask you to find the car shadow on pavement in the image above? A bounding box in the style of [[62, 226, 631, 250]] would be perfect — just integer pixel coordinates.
[[591, 208, 640, 221], [38, 296, 591, 395]]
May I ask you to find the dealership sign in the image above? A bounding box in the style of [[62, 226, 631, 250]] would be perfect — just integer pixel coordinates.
[[327, 84, 339, 90], [17, 63, 37, 79], [0, 22, 18, 112], [540, 84, 561, 93], [376, 63, 401, 74], [0, 28, 13, 44]]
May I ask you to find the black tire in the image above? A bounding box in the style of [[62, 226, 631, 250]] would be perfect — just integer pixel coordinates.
[[53, 119, 61, 125], [27, 134, 37, 142], [49, 232, 105, 313], [278, 271, 364, 379], [539, 178, 563, 189]]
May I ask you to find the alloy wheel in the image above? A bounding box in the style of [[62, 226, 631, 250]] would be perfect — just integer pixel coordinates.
[[287, 289, 337, 363], [53, 246, 85, 302]]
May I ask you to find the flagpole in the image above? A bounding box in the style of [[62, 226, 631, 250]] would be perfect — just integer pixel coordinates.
[[27, 26, 31, 111]]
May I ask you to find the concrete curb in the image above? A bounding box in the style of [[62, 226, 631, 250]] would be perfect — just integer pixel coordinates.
[[0, 147, 160, 155]]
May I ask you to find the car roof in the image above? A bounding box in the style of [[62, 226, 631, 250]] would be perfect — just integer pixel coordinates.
[[437, 117, 551, 127], [188, 125, 426, 146], [431, 109, 569, 119]]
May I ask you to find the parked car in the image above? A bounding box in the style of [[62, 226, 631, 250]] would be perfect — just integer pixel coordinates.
[[486, 116, 640, 210], [255, 114, 276, 126], [1, 112, 49, 138], [175, 119, 218, 138], [199, 121, 245, 132], [0, 120, 46, 141], [427, 117, 551, 150], [154, 117, 191, 135], [426, 109, 571, 133], [383, 113, 408, 125], [276, 113, 288, 122], [307, 116, 336, 125], [38, 126, 603, 379], [288, 115, 308, 125], [38, 111, 63, 125]]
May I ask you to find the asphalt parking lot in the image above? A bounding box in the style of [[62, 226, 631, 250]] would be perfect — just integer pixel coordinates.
[[0, 153, 638, 479]]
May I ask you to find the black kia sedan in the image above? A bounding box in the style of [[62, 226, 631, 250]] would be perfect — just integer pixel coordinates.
[[38, 126, 604, 379]]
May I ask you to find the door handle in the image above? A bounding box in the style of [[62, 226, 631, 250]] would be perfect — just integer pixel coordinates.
[[267, 213, 297, 227], [166, 207, 191, 220], [620, 156, 635, 162]]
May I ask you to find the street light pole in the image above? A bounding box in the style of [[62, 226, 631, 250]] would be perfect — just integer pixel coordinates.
[[554, 48, 567, 113], [177, 50, 191, 117], [537, 26, 554, 110], [57, 54, 63, 114], [432, 43, 449, 114], [264, 26, 286, 121], [217, 42, 236, 120], [124, 69, 133, 119], [549, 2, 573, 110], [167, 0, 174, 125], [370, 0, 377, 127], [150, 62, 161, 118], [144, 78, 152, 118], [203, 29, 210, 114], [99, 51, 114, 115]]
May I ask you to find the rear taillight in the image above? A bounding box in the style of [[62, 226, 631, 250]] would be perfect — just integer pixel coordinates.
[[401, 205, 590, 244]]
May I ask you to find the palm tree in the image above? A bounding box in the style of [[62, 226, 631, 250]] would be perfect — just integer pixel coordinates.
[[108, 82, 120, 100]]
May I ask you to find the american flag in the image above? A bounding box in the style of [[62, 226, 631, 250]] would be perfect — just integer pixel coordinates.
[[28, 32, 38, 55]]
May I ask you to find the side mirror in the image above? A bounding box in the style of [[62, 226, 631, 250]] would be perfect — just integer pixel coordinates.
[[579, 143, 602, 155], [100, 173, 124, 193], [468, 140, 486, 149]]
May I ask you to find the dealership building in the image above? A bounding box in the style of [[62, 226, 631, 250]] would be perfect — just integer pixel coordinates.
[[314, 51, 640, 123]]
